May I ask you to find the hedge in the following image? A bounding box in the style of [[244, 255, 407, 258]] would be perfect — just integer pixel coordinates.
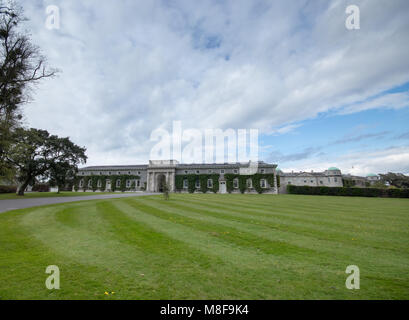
[[0, 185, 17, 194], [32, 184, 50, 192], [287, 185, 409, 198]]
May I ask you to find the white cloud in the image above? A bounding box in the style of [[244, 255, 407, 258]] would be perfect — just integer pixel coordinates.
[[281, 146, 409, 176], [18, 0, 409, 165]]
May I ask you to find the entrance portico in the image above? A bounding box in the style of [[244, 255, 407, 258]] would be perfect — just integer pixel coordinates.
[[146, 160, 177, 193]]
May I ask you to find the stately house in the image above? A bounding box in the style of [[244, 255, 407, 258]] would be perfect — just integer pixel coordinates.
[[342, 173, 381, 187], [277, 167, 344, 193], [76, 160, 279, 194]]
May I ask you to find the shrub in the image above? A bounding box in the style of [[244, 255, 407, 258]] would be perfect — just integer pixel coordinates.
[[287, 185, 409, 198], [0, 185, 17, 194], [32, 184, 50, 192]]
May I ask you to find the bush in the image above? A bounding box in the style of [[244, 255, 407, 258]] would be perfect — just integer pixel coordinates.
[[32, 184, 50, 192], [0, 185, 17, 194], [287, 185, 409, 198]]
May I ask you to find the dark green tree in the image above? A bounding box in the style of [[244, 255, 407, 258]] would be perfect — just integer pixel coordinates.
[[0, 2, 57, 180], [379, 172, 409, 188], [5, 128, 87, 195], [48, 164, 78, 193]]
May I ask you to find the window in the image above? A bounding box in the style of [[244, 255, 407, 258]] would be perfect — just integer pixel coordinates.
[[334, 178, 338, 182], [195, 180, 200, 188], [88, 180, 92, 187], [79, 180, 84, 187], [97, 180, 102, 188], [183, 179, 188, 189], [288, 181, 291, 185], [138, 171, 141, 175], [233, 169, 238, 174], [304, 180, 307, 183], [185, 170, 188, 174], [208, 170, 212, 173], [116, 180, 121, 188], [311, 180, 314, 183], [260, 179, 266, 188], [118, 172, 121, 175], [126, 180, 131, 188], [261, 169, 265, 174], [128, 172, 131, 175], [320, 181, 323, 185], [207, 179, 213, 188], [196, 170, 200, 174], [82, 172, 85, 175], [233, 179, 239, 189], [99, 172, 102, 175], [137, 180, 140, 187], [221, 169, 225, 174], [247, 179, 252, 188], [108, 172, 111, 175], [328, 178, 331, 183]]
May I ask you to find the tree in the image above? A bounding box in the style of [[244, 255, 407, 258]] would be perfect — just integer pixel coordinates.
[[0, 2, 57, 179], [163, 183, 170, 200], [379, 172, 409, 189], [48, 164, 77, 193], [5, 128, 87, 195]]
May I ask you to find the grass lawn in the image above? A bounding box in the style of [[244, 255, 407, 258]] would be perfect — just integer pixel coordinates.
[[0, 191, 120, 200], [0, 194, 408, 300]]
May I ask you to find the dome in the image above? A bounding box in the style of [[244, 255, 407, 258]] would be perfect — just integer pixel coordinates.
[[367, 173, 378, 177], [328, 167, 340, 171]]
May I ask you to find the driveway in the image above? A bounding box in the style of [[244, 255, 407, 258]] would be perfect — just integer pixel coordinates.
[[0, 193, 158, 214]]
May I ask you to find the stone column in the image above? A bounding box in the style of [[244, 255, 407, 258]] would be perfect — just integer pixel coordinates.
[[274, 171, 278, 195], [148, 172, 153, 192], [170, 172, 175, 191]]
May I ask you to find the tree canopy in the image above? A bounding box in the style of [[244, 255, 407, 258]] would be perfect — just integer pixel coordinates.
[[379, 172, 409, 189], [5, 128, 87, 195], [0, 1, 57, 180]]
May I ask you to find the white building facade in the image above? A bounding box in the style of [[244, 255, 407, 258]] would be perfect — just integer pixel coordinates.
[[278, 167, 344, 193], [76, 160, 279, 194]]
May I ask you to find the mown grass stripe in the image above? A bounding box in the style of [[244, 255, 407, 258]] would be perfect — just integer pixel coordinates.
[[136, 196, 409, 270]]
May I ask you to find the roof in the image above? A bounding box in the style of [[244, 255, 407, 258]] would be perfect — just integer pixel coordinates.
[[279, 171, 327, 177], [79, 165, 148, 171], [177, 162, 276, 169], [328, 167, 340, 171], [79, 161, 277, 171], [367, 173, 378, 177]]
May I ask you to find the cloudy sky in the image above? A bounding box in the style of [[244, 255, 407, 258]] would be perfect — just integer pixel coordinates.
[[20, 0, 409, 175]]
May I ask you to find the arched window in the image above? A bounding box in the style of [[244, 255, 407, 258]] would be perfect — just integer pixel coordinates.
[[116, 180, 121, 188]]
